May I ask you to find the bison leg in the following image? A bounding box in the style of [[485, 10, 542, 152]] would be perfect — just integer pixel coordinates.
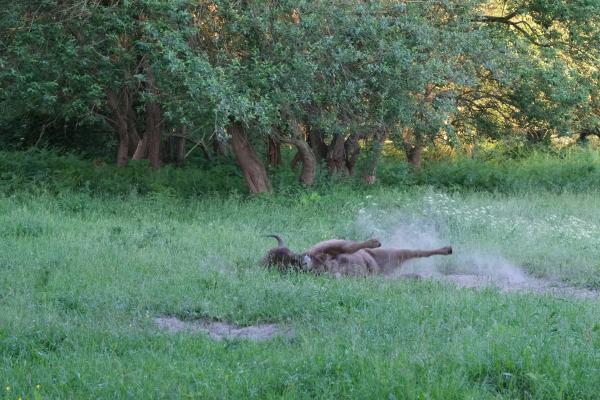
[[366, 246, 452, 269], [305, 238, 381, 259], [397, 247, 452, 262]]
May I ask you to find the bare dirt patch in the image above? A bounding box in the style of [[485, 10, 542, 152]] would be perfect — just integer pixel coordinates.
[[155, 316, 293, 341], [393, 253, 599, 299], [397, 270, 599, 299]]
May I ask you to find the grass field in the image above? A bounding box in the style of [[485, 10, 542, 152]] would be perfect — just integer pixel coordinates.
[[2, 187, 600, 399]]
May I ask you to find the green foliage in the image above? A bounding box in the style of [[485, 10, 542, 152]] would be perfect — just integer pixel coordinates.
[[0, 0, 598, 195], [0, 150, 246, 196], [415, 149, 600, 193], [2, 0, 597, 167]]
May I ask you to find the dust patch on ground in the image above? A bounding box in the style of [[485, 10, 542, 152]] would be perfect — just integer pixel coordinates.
[[435, 272, 598, 299], [396, 260, 600, 299], [355, 209, 598, 299], [155, 316, 293, 341], [394, 266, 599, 299]]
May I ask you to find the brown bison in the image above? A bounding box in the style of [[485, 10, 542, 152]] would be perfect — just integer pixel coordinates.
[[262, 235, 452, 276]]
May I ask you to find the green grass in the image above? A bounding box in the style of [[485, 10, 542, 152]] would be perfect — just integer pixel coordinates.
[[1, 188, 600, 399]]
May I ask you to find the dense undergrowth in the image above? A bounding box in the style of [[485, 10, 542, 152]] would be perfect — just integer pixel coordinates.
[[1, 148, 599, 197]]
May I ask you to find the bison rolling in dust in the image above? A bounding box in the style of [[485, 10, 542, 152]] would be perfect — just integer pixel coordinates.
[[261, 235, 452, 277]]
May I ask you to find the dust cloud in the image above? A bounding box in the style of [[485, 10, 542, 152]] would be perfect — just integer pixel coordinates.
[[355, 209, 597, 299]]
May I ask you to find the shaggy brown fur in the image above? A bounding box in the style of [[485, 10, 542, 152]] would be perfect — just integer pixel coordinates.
[[260, 235, 381, 272], [262, 235, 452, 276], [328, 246, 453, 276]]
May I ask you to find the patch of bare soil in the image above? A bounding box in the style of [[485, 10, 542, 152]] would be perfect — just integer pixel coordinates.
[[155, 316, 293, 341], [399, 271, 599, 299]]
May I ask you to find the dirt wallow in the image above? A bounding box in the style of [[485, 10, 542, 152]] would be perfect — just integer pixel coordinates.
[[155, 316, 294, 341], [395, 269, 599, 299], [444, 273, 598, 299], [261, 234, 598, 299]]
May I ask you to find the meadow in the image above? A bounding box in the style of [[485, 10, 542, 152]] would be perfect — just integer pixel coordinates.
[[3, 0, 599, 396], [2, 179, 600, 399]]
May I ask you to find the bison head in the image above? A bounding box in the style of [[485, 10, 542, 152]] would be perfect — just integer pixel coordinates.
[[260, 235, 305, 271]]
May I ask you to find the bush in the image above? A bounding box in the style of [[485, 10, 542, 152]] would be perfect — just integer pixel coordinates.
[[1, 148, 599, 197], [414, 148, 600, 192], [0, 149, 246, 197]]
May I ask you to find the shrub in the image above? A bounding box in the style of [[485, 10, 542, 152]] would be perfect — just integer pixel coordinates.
[[1, 148, 599, 197]]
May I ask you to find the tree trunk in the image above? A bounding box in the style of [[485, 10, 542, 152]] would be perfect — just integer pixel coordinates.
[[127, 106, 140, 157], [163, 130, 186, 165], [288, 121, 316, 186], [132, 135, 148, 160], [229, 123, 272, 194], [344, 134, 361, 176], [267, 137, 282, 167], [144, 66, 162, 169], [295, 140, 316, 186], [145, 101, 162, 169], [106, 89, 130, 167], [174, 126, 186, 165], [131, 99, 147, 161], [116, 135, 129, 167], [363, 130, 387, 184], [327, 134, 349, 175], [406, 145, 422, 169], [307, 127, 328, 162], [402, 128, 423, 170]]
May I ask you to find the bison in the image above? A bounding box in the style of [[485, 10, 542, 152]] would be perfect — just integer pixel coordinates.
[[262, 235, 452, 276]]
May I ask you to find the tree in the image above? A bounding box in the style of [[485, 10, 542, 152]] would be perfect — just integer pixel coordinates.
[[2, 0, 598, 193]]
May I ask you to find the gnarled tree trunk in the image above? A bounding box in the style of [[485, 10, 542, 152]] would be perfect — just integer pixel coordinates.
[[406, 145, 422, 169], [402, 128, 423, 170], [144, 66, 162, 170], [274, 123, 317, 186], [363, 129, 387, 184], [289, 122, 316, 186], [164, 127, 186, 165], [293, 140, 316, 186], [307, 127, 328, 162], [327, 134, 349, 175], [229, 123, 272, 194], [106, 89, 131, 167], [268, 137, 282, 167], [344, 134, 362, 176]]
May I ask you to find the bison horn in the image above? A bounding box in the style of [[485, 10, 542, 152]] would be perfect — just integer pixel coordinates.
[[265, 234, 285, 248]]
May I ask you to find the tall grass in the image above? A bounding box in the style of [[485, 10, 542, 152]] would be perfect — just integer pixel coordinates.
[[415, 149, 600, 192], [2, 148, 600, 196], [1, 188, 600, 398]]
